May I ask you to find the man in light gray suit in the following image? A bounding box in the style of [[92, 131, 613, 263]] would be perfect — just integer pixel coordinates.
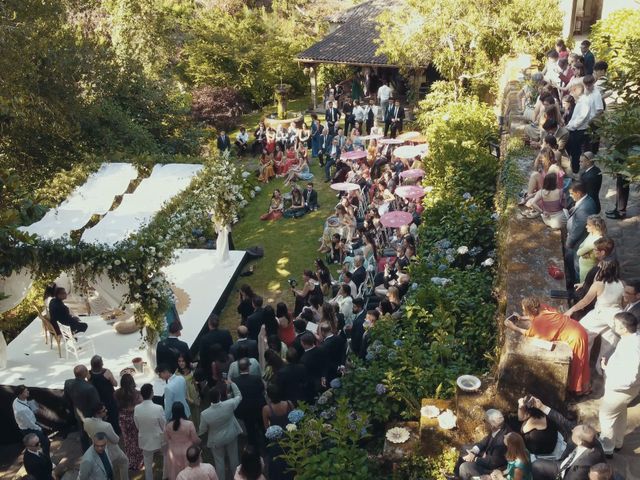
[[134, 384, 167, 480], [199, 380, 243, 480], [565, 181, 597, 289], [83, 403, 129, 480], [77, 432, 115, 480]]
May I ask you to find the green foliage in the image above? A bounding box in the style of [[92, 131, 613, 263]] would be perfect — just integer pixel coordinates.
[[393, 448, 458, 480], [376, 0, 562, 94], [590, 9, 640, 183], [278, 399, 371, 480]]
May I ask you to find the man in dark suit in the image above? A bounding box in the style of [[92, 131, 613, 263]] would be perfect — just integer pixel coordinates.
[[234, 358, 266, 449], [319, 322, 346, 382], [364, 98, 376, 134], [324, 137, 341, 182], [63, 365, 100, 451], [384, 99, 405, 138], [48, 287, 88, 335], [623, 280, 640, 321], [579, 152, 602, 213], [276, 347, 309, 404], [565, 182, 598, 288], [156, 322, 190, 373], [351, 255, 367, 290], [302, 182, 318, 212], [325, 101, 340, 135], [359, 310, 379, 360], [530, 397, 605, 480], [300, 332, 327, 397], [291, 319, 307, 360], [229, 326, 258, 361], [606, 173, 630, 220], [317, 129, 332, 167], [198, 313, 233, 379], [348, 297, 366, 357], [452, 409, 511, 480], [23, 432, 56, 480], [217, 130, 231, 153], [246, 295, 264, 341]]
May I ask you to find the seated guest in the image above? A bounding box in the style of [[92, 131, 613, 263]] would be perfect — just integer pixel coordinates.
[[303, 182, 318, 212], [329, 234, 346, 264], [516, 395, 559, 456], [253, 121, 267, 154], [283, 187, 306, 219], [329, 284, 354, 325], [528, 396, 605, 480], [260, 190, 284, 221], [505, 297, 590, 396], [291, 270, 322, 316], [258, 151, 276, 183], [235, 127, 249, 155], [589, 463, 623, 480], [48, 287, 88, 334], [487, 432, 533, 480], [450, 409, 510, 480], [524, 172, 566, 229], [521, 147, 564, 205]]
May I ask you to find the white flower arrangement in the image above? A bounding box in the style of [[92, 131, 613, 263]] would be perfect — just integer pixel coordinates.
[[285, 423, 297, 432], [457, 246, 469, 255], [481, 258, 495, 267], [386, 427, 411, 444]]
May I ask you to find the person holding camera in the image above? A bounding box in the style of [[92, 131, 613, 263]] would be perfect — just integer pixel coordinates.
[[291, 270, 322, 316], [516, 395, 559, 457]]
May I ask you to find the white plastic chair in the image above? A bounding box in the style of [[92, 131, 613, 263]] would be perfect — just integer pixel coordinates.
[[59, 324, 95, 360]]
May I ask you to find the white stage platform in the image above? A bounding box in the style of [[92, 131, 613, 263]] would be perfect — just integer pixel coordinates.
[[0, 249, 246, 390]]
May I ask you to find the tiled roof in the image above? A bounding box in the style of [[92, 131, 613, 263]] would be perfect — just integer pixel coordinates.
[[325, 0, 388, 24]]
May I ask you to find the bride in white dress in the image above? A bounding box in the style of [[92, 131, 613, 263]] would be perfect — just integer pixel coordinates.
[[565, 260, 624, 374]]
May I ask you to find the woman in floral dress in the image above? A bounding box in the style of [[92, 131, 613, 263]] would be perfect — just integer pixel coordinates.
[[114, 373, 143, 471]]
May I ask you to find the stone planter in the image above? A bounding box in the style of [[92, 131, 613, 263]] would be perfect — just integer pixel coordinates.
[[274, 84, 292, 120]]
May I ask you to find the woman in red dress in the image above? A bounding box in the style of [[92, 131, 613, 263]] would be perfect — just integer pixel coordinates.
[[276, 302, 295, 346], [273, 145, 285, 176], [282, 145, 298, 175], [505, 296, 590, 395], [265, 127, 277, 154]]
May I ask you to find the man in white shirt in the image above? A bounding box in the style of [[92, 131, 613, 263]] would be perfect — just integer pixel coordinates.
[[134, 384, 167, 480], [565, 83, 593, 174], [599, 312, 640, 456], [377, 81, 391, 117], [352, 100, 365, 129], [542, 49, 561, 87], [12, 385, 50, 457], [235, 127, 249, 156]]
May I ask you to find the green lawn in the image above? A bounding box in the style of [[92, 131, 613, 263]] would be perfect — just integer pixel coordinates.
[[219, 160, 339, 331]]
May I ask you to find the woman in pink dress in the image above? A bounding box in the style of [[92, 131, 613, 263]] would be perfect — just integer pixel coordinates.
[[165, 402, 201, 480]]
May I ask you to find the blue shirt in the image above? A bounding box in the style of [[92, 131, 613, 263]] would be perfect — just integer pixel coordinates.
[[164, 374, 191, 420]]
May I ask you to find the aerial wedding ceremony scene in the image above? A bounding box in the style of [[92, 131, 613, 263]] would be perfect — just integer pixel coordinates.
[[1, 0, 639, 479]]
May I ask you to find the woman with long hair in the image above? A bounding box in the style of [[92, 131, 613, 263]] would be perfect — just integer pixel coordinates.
[[234, 446, 266, 480], [516, 397, 559, 456], [164, 402, 200, 480], [260, 385, 293, 480], [291, 270, 322, 316], [237, 284, 256, 324], [314, 258, 333, 297], [114, 374, 143, 470], [492, 432, 532, 480], [576, 215, 607, 282], [524, 172, 566, 229], [258, 151, 276, 183], [260, 189, 284, 221], [275, 302, 295, 346], [258, 306, 280, 370], [522, 147, 563, 203], [283, 187, 306, 219], [565, 260, 624, 371], [176, 353, 200, 429]]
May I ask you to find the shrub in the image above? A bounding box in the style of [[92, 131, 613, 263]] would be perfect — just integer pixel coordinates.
[[191, 86, 246, 131]]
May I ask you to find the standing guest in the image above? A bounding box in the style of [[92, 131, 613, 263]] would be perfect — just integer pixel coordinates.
[[228, 345, 262, 381], [199, 380, 243, 480], [579, 152, 602, 213], [233, 358, 266, 449], [134, 384, 167, 480], [200, 313, 233, 380], [323, 137, 341, 182], [319, 322, 346, 382], [342, 97, 353, 135], [77, 432, 116, 480], [234, 446, 266, 480], [576, 215, 607, 283], [48, 287, 88, 334], [83, 403, 129, 480], [377, 81, 391, 116], [157, 323, 191, 374], [276, 348, 309, 404], [261, 385, 293, 480], [450, 409, 510, 480], [565, 260, 624, 373], [236, 285, 256, 325], [325, 101, 340, 135], [556, 39, 569, 59], [246, 296, 265, 341], [235, 127, 249, 156], [217, 131, 231, 154], [175, 445, 218, 480], [230, 326, 259, 360], [562, 94, 576, 126], [114, 374, 144, 471], [349, 297, 367, 357], [505, 297, 590, 396], [598, 312, 640, 457], [291, 270, 322, 316], [177, 445, 219, 480], [317, 127, 332, 167], [89, 355, 121, 436], [353, 100, 365, 130], [63, 365, 100, 451], [565, 84, 592, 174], [165, 402, 201, 480], [300, 332, 327, 397], [364, 98, 377, 135], [253, 122, 267, 154], [276, 302, 295, 347], [580, 40, 595, 75], [622, 280, 640, 320], [177, 353, 201, 430], [565, 182, 598, 289], [302, 182, 318, 212], [359, 309, 380, 359], [310, 116, 322, 158], [23, 432, 60, 480], [157, 364, 191, 420], [13, 385, 50, 457], [385, 99, 405, 138]]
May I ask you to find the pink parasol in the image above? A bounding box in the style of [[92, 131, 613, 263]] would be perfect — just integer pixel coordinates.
[[330, 182, 360, 192], [378, 138, 405, 145], [395, 185, 426, 199], [399, 168, 425, 179], [380, 210, 414, 228], [341, 150, 368, 160]]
